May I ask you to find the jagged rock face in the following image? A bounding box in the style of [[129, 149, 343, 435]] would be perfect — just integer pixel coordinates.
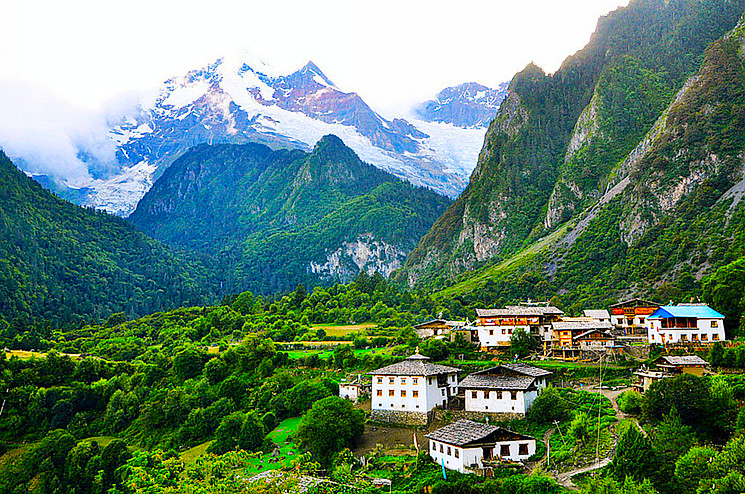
[[308, 234, 407, 281], [415, 82, 509, 128], [400, 0, 745, 289]]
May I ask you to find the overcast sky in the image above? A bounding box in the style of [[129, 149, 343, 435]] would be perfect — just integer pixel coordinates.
[[0, 0, 630, 116]]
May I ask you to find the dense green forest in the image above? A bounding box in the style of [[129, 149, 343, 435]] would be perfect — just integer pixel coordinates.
[[129, 135, 451, 295], [0, 152, 217, 329], [2, 273, 744, 493]]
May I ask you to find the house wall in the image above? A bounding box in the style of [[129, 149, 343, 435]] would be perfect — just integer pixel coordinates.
[[371, 372, 457, 414], [339, 384, 359, 402], [428, 439, 536, 473], [646, 317, 725, 344], [464, 389, 539, 415], [476, 325, 519, 348]]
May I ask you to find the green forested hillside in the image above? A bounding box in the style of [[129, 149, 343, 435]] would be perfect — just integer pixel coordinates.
[[129, 135, 451, 295], [401, 0, 745, 289], [400, 0, 745, 337], [0, 152, 216, 328]]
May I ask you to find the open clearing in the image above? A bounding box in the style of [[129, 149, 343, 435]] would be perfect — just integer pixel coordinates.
[[243, 417, 302, 476], [310, 323, 375, 337]]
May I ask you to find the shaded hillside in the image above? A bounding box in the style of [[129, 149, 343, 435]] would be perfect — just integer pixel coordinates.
[[401, 0, 745, 289], [0, 153, 215, 328], [129, 135, 451, 294]]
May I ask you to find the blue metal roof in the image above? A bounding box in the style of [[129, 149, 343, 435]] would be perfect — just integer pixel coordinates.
[[647, 305, 724, 320]]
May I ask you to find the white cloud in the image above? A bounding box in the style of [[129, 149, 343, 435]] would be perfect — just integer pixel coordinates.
[[0, 78, 117, 180]]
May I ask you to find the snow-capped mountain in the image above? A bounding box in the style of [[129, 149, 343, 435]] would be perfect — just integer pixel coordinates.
[[414, 82, 509, 128], [30, 55, 507, 216]]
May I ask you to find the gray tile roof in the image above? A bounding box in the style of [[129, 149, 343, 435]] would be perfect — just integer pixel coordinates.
[[426, 420, 534, 447], [658, 355, 709, 366], [499, 363, 553, 377], [370, 354, 460, 376], [573, 329, 615, 341], [476, 305, 564, 317], [583, 310, 611, 319], [552, 320, 614, 331], [460, 373, 536, 390], [609, 298, 660, 308]]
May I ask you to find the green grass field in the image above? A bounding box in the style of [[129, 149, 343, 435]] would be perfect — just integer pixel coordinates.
[[434, 223, 570, 300], [243, 417, 303, 476], [180, 441, 213, 462], [310, 323, 375, 337], [284, 347, 394, 360]]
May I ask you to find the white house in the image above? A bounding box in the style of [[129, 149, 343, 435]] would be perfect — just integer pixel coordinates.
[[426, 419, 536, 474], [460, 363, 552, 415], [475, 305, 564, 349], [610, 299, 660, 335], [413, 319, 468, 340], [339, 380, 364, 403], [645, 304, 725, 344], [369, 353, 460, 424], [573, 329, 616, 350]]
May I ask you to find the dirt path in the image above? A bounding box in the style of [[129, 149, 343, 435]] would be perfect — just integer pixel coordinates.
[[549, 387, 646, 490]]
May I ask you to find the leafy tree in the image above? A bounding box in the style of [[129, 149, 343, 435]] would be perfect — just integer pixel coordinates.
[[608, 424, 657, 483], [510, 328, 536, 358], [296, 397, 365, 467], [674, 446, 718, 494], [173, 347, 205, 380], [617, 390, 643, 414], [527, 387, 570, 424], [420, 339, 449, 360], [579, 477, 658, 494], [570, 411, 590, 444], [204, 357, 228, 385]]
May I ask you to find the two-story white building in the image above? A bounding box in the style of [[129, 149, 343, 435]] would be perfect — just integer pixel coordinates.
[[645, 304, 725, 344], [475, 305, 564, 349], [426, 419, 536, 473], [369, 353, 460, 425], [460, 363, 552, 415]]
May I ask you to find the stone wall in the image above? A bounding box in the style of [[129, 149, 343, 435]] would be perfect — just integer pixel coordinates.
[[434, 409, 523, 423], [369, 409, 432, 426]]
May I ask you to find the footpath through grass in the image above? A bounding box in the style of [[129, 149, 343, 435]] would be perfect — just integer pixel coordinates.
[[243, 417, 302, 476]]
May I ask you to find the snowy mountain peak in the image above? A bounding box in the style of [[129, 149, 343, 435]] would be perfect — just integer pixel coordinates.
[[415, 81, 509, 128], [25, 56, 500, 217]]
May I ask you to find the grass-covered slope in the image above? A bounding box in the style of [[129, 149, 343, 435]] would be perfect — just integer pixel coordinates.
[[400, 0, 745, 289], [0, 152, 215, 328], [130, 135, 451, 295]]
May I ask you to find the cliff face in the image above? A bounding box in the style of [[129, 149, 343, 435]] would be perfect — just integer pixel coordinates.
[[400, 0, 745, 290]]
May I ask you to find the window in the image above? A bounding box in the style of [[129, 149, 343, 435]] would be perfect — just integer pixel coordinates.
[[713, 334, 720, 341], [413, 378, 418, 385], [692, 334, 698, 341], [401, 390, 406, 397], [401, 378, 406, 385], [682, 335, 688, 342], [508, 328, 513, 334], [472, 391, 478, 399], [413, 391, 419, 398], [429, 377, 434, 385], [377, 390, 382, 396], [389, 377, 395, 385], [511, 392, 517, 400], [489, 329, 494, 336], [440, 444, 443, 453], [432, 442, 436, 451], [518, 443, 528, 455], [454, 449, 459, 458], [502, 329, 506, 335], [500, 445, 510, 457], [447, 446, 451, 456], [702, 334, 708, 341], [497, 391, 503, 400], [377, 377, 382, 384], [441, 389, 445, 396], [712, 320, 719, 328], [389, 390, 394, 397]]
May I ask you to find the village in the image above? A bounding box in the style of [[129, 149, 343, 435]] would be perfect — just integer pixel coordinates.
[[337, 298, 729, 477]]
